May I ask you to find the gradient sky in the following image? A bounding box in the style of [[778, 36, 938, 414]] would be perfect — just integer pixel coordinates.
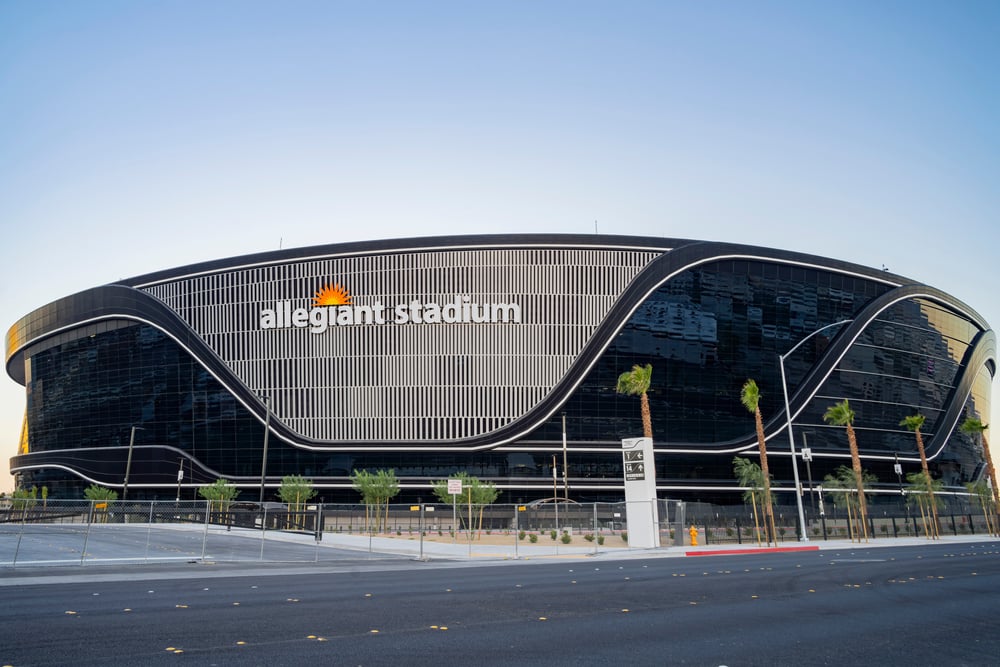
[[2, 1, 998, 492]]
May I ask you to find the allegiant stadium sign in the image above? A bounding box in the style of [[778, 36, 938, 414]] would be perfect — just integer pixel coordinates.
[[259, 283, 522, 333]]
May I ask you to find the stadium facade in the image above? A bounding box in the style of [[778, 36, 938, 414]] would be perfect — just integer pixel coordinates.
[[5, 235, 996, 504]]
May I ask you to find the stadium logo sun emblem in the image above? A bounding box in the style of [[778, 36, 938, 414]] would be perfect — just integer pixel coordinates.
[[313, 283, 352, 307]]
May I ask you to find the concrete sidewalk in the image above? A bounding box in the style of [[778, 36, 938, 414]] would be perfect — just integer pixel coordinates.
[[289, 529, 1000, 562]]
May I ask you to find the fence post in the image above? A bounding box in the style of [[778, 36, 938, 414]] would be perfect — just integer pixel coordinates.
[[261, 504, 269, 561], [950, 514, 957, 536], [12, 506, 27, 567], [736, 517, 742, 545], [144, 501, 154, 563], [201, 501, 210, 562], [969, 514, 975, 535], [891, 516, 898, 538]]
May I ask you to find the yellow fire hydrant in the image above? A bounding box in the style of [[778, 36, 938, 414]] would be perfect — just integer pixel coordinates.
[[689, 525, 698, 547]]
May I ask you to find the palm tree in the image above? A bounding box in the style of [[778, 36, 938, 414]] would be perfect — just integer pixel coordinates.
[[739, 379, 777, 545], [899, 413, 939, 538], [823, 465, 875, 541], [960, 418, 998, 535], [965, 479, 996, 536], [616, 364, 654, 439], [733, 456, 768, 546], [823, 400, 869, 541], [906, 471, 944, 538]]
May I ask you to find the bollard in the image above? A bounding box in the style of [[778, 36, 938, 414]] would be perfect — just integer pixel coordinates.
[[689, 525, 698, 547]]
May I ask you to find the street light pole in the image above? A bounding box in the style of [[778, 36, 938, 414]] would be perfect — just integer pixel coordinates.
[[562, 413, 569, 501], [259, 395, 271, 506], [778, 320, 851, 542], [122, 425, 144, 502]]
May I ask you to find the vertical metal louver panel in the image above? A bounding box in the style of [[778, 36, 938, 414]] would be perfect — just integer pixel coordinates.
[[142, 246, 659, 442]]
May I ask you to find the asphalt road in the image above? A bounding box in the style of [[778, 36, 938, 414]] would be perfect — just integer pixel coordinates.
[[2, 541, 998, 666]]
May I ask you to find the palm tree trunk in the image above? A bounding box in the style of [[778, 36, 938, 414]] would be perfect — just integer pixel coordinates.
[[914, 430, 939, 539], [981, 434, 1000, 536], [750, 490, 761, 547], [640, 392, 653, 439], [754, 409, 777, 546], [918, 498, 929, 538], [845, 423, 869, 541], [846, 498, 855, 542]]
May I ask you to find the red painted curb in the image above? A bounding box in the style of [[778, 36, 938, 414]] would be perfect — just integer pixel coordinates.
[[685, 545, 820, 557]]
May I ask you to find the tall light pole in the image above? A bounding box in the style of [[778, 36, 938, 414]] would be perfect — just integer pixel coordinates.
[[562, 413, 569, 501], [259, 395, 271, 505], [122, 425, 144, 502], [778, 320, 851, 542]]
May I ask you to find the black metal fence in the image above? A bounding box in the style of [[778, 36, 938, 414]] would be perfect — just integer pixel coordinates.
[[1, 495, 995, 566]]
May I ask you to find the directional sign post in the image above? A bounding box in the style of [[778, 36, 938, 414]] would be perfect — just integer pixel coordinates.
[[621, 437, 660, 548]]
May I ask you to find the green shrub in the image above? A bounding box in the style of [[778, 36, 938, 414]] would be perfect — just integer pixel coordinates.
[[529, 533, 538, 543], [597, 535, 605, 545], [518, 530, 526, 540], [549, 530, 557, 541], [583, 533, 595, 542], [560, 533, 572, 544], [621, 531, 628, 543]]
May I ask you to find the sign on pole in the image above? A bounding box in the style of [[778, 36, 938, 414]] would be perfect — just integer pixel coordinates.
[[448, 479, 462, 544]]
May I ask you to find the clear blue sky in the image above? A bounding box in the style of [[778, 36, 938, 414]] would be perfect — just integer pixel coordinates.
[[1, 1, 998, 492]]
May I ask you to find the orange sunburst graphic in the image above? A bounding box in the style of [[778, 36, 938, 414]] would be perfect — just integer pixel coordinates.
[[313, 283, 352, 306]]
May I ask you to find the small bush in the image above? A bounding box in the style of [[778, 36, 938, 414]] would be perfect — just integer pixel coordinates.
[[396, 529, 401, 536], [550, 530, 558, 541], [583, 533, 595, 542], [529, 533, 538, 543], [597, 535, 605, 545], [726, 527, 734, 537], [880, 525, 888, 534], [560, 533, 572, 544], [812, 527, 820, 536], [621, 531, 628, 543], [438, 529, 443, 536], [518, 530, 527, 541]]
